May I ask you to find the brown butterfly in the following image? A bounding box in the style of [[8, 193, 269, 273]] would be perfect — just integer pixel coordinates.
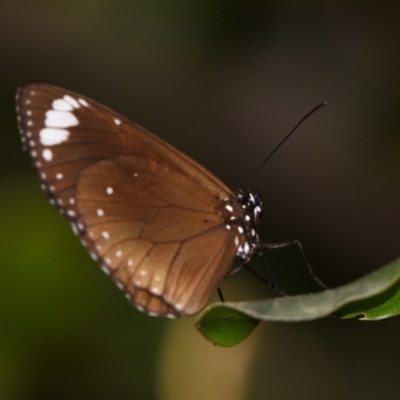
[[16, 82, 324, 318]]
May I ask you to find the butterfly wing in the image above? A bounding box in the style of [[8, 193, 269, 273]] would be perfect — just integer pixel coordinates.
[[16, 82, 239, 317]]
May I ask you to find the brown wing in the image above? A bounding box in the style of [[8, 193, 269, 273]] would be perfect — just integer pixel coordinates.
[[17, 82, 239, 317]]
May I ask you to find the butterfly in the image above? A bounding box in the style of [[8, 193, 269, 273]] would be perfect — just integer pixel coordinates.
[[16, 82, 323, 318]]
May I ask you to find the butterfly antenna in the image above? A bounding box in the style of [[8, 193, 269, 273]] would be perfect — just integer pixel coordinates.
[[247, 102, 327, 189]]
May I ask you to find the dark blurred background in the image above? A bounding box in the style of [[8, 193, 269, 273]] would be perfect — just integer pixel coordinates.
[[1, 1, 400, 399]]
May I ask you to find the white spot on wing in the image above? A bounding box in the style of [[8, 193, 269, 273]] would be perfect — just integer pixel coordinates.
[[63, 95, 80, 108], [114, 118, 121, 125], [106, 187, 113, 195], [150, 287, 160, 295], [148, 311, 159, 317], [56, 173, 63, 180], [97, 209, 104, 217], [115, 250, 122, 258], [39, 128, 70, 145], [78, 98, 89, 107], [101, 265, 110, 275], [45, 110, 78, 128], [139, 270, 147, 276], [52, 99, 73, 111], [71, 223, 79, 235], [42, 148, 53, 161], [101, 231, 110, 239]]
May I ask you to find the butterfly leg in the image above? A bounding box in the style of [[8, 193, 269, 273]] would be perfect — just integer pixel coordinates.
[[260, 239, 328, 289], [217, 287, 225, 302], [243, 263, 287, 296], [225, 260, 247, 278], [216, 262, 248, 304], [225, 258, 287, 296]]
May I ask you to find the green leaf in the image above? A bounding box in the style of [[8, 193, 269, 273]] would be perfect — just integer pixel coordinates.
[[196, 258, 400, 346], [195, 306, 259, 347], [334, 278, 400, 320]]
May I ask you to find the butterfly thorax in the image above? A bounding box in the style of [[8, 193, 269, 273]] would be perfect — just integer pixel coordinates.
[[221, 189, 262, 261]]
